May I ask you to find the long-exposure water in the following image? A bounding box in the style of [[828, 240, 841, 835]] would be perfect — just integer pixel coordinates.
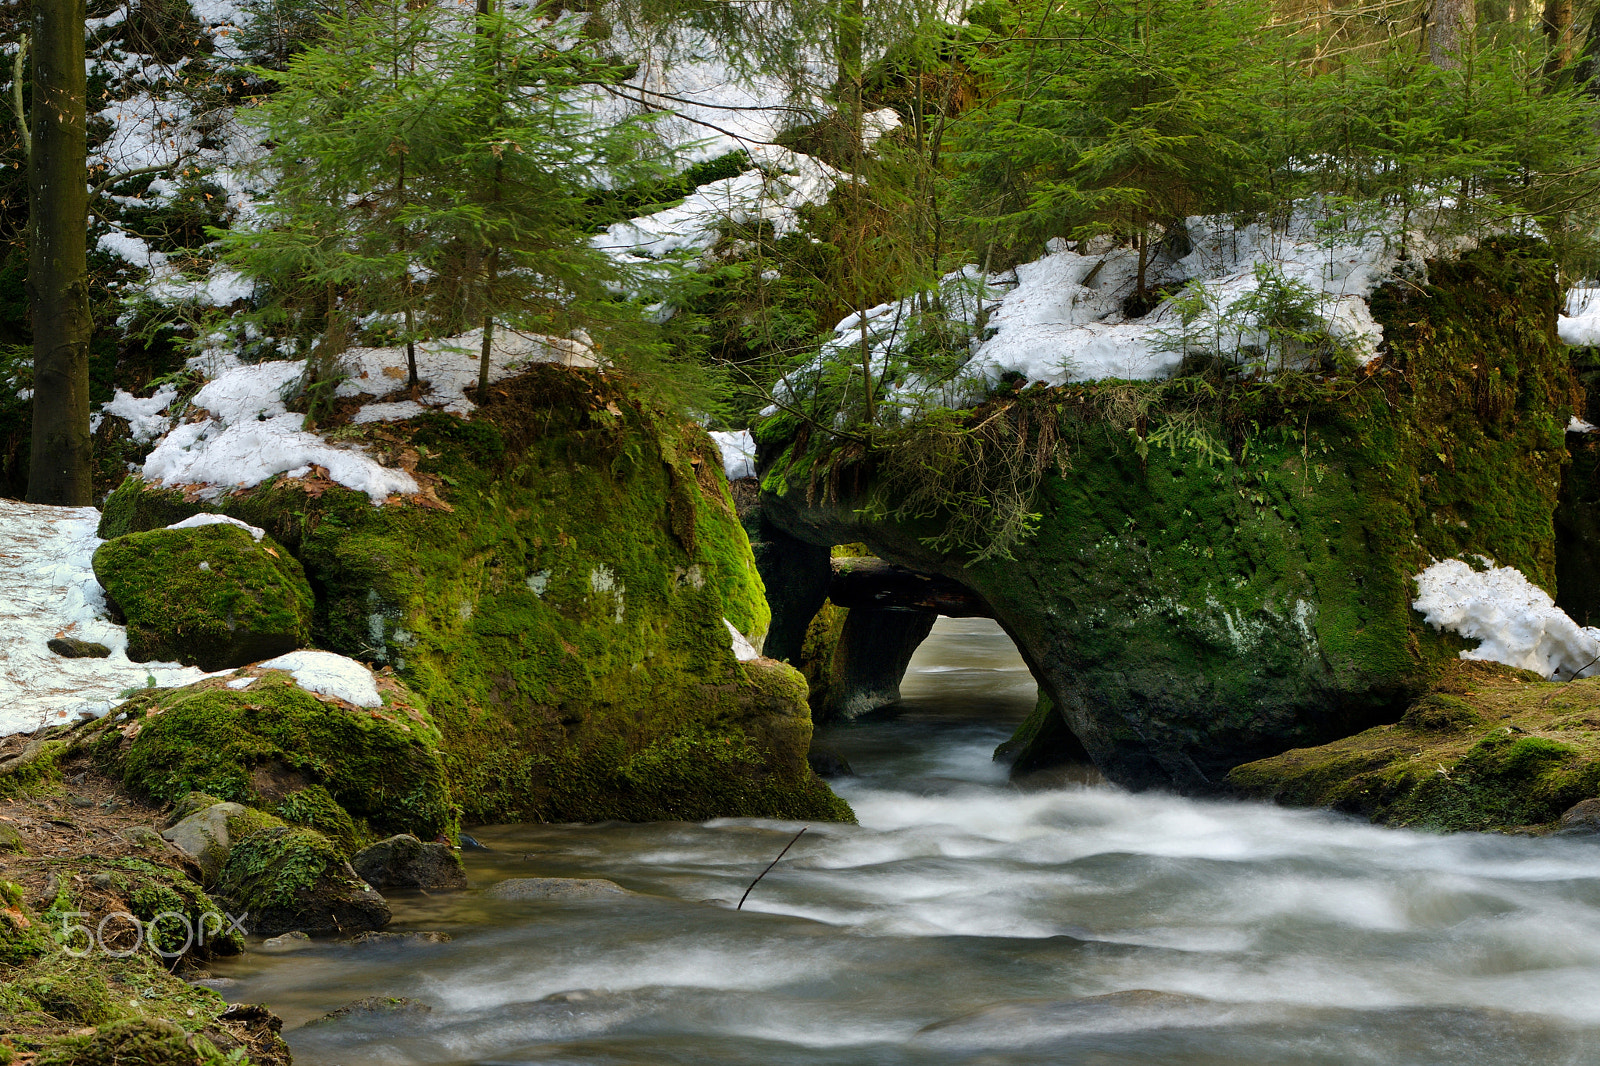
[[211, 617, 1600, 1064]]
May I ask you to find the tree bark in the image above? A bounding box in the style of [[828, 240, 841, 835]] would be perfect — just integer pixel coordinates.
[[1576, 10, 1600, 95], [27, 0, 93, 505], [1541, 0, 1575, 75], [1425, 0, 1476, 69]]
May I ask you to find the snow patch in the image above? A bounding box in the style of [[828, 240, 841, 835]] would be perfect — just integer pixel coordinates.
[[1569, 417, 1597, 434], [140, 360, 419, 503], [1559, 284, 1600, 347], [255, 650, 383, 708], [101, 384, 178, 443], [165, 513, 266, 542], [0, 500, 211, 737], [1412, 559, 1600, 680], [710, 430, 756, 480], [725, 619, 760, 662]]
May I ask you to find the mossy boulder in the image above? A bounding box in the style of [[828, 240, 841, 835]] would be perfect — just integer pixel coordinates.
[[1228, 662, 1600, 831], [98, 365, 850, 825], [34, 1018, 235, 1066], [92, 523, 313, 671], [99, 672, 451, 842], [758, 240, 1575, 790], [217, 825, 390, 937]]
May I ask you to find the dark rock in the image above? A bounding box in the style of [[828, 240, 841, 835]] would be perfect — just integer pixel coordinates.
[[91, 522, 314, 671], [486, 877, 630, 901], [812, 606, 937, 722], [1557, 797, 1600, 835], [47, 637, 111, 658], [807, 747, 853, 778], [457, 833, 490, 850], [304, 996, 432, 1027], [218, 826, 391, 937], [352, 834, 467, 890]]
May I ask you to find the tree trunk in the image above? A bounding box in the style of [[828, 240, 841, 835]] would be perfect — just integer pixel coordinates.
[[1541, 0, 1574, 75], [1575, 10, 1600, 94], [26, 0, 92, 505], [1426, 0, 1476, 69]]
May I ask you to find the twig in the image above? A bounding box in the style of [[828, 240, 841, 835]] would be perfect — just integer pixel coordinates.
[[736, 826, 806, 910]]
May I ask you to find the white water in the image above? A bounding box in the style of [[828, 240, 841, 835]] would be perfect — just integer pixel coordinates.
[[210, 618, 1600, 1064]]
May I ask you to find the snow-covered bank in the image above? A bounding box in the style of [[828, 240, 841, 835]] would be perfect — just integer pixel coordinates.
[[0, 500, 208, 737], [1412, 559, 1600, 680]]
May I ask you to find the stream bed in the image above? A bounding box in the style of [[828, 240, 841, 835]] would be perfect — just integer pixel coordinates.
[[211, 618, 1600, 1064]]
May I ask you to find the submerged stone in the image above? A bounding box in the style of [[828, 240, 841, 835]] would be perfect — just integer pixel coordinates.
[[486, 877, 630, 901], [46, 637, 111, 659]]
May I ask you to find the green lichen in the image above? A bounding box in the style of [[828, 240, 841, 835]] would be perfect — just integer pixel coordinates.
[[92, 523, 314, 671], [100, 365, 849, 825], [100, 673, 451, 840]]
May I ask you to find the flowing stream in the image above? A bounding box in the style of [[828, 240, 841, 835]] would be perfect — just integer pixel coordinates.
[[211, 618, 1600, 1064]]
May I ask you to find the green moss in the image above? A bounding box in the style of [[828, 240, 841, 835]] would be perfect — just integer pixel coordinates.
[[99, 365, 848, 825], [102, 673, 452, 840], [1229, 666, 1600, 831], [274, 785, 363, 856], [34, 1017, 234, 1066], [92, 523, 314, 671], [217, 825, 344, 913], [0, 881, 50, 965]]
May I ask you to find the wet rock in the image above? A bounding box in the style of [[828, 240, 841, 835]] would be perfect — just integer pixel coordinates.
[[352, 834, 467, 890], [259, 931, 313, 953], [304, 996, 432, 1028], [1556, 797, 1600, 835], [92, 522, 314, 671], [162, 801, 249, 883], [346, 930, 452, 946], [458, 832, 490, 850], [47, 636, 111, 658], [486, 877, 630, 901], [218, 826, 390, 937]]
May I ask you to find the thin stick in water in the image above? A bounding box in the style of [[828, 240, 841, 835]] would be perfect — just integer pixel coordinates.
[[737, 826, 807, 911]]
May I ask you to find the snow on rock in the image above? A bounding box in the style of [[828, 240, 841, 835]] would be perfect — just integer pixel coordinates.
[[165, 513, 266, 542], [1569, 417, 1597, 434], [596, 145, 843, 263], [789, 203, 1455, 407], [0, 499, 210, 737], [710, 430, 756, 480], [101, 384, 178, 443], [255, 650, 383, 708], [1412, 558, 1600, 680], [725, 619, 761, 662], [335, 327, 594, 420], [1558, 284, 1600, 347], [141, 360, 419, 503]]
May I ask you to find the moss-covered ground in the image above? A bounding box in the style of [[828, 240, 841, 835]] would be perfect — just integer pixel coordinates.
[[1228, 661, 1600, 832]]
